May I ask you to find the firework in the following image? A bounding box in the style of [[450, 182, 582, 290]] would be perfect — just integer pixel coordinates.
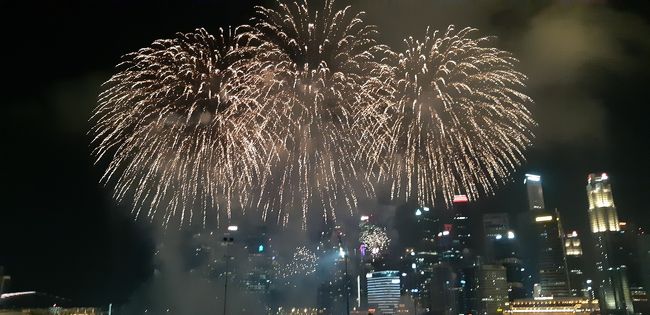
[[274, 246, 318, 279], [246, 0, 392, 227], [359, 224, 390, 258], [368, 26, 534, 206], [91, 28, 273, 227]]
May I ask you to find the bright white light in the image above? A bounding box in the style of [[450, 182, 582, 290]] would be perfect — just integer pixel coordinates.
[[412, 263, 416, 269], [391, 279, 400, 284], [360, 215, 369, 221], [525, 174, 541, 182], [339, 247, 345, 258], [507, 231, 515, 239], [442, 230, 450, 236], [586, 279, 592, 284], [227, 225, 238, 231], [410, 252, 415, 256], [402, 273, 407, 277], [601, 173, 608, 180], [423, 207, 430, 212], [366, 273, 373, 278], [535, 215, 553, 222], [415, 209, 422, 216], [495, 234, 503, 240]]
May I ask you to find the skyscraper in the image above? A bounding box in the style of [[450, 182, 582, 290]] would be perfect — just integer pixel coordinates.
[[564, 231, 586, 297], [587, 173, 620, 233], [366, 271, 401, 315], [524, 174, 544, 211], [586, 173, 634, 315], [519, 174, 570, 298], [476, 264, 508, 315], [533, 211, 570, 298]]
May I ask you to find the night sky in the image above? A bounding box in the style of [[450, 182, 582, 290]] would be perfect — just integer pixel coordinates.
[[2, 0, 650, 308]]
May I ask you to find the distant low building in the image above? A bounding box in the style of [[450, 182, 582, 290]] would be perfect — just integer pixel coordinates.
[[503, 297, 600, 315]]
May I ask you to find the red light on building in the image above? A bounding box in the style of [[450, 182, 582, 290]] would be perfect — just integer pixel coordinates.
[[453, 195, 469, 203], [444, 224, 453, 231]]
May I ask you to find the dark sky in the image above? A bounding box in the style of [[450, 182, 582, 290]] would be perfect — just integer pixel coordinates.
[[1, 0, 649, 308]]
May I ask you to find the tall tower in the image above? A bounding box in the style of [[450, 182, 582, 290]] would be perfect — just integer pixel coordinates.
[[586, 173, 634, 315], [519, 174, 570, 298], [525, 174, 545, 211], [587, 173, 620, 233], [564, 231, 587, 297]]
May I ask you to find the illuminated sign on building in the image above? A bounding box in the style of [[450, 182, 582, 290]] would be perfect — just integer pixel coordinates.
[[535, 215, 553, 222]]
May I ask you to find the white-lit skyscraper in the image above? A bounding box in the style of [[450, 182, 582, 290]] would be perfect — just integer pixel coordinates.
[[586, 173, 634, 315], [587, 173, 620, 233], [367, 271, 401, 314], [525, 174, 545, 211]]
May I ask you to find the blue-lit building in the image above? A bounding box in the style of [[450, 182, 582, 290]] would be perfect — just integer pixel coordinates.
[[366, 271, 401, 315]]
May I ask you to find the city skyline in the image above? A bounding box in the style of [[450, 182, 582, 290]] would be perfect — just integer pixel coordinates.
[[2, 0, 650, 313]]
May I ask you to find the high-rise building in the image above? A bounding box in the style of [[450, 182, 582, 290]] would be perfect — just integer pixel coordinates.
[[450, 195, 472, 264], [586, 173, 634, 315], [534, 212, 570, 298], [586, 173, 620, 233], [525, 174, 545, 211], [564, 231, 586, 297], [366, 271, 401, 315], [477, 264, 509, 315], [483, 213, 510, 239], [519, 174, 570, 298]]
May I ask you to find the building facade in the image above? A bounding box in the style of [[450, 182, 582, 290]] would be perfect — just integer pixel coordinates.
[[586, 173, 634, 315], [366, 271, 401, 315]]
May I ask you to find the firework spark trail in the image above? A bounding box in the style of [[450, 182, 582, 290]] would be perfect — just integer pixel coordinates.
[[364, 25, 535, 207], [245, 0, 393, 227], [91, 28, 275, 227], [273, 246, 318, 280], [92, 1, 534, 229], [359, 224, 390, 258]]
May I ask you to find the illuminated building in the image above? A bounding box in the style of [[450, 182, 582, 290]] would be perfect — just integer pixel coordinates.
[[366, 271, 401, 315], [525, 174, 545, 211], [484, 213, 510, 239], [586, 173, 619, 233], [518, 174, 570, 298], [503, 297, 600, 315], [564, 231, 586, 297], [533, 211, 570, 298], [430, 263, 458, 315], [478, 264, 509, 315], [585, 173, 634, 315]]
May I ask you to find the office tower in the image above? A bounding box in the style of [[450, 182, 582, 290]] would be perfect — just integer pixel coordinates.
[[587, 173, 634, 315], [533, 211, 571, 297], [483, 213, 510, 239], [450, 195, 472, 264], [564, 231, 586, 297], [587, 173, 620, 233], [639, 234, 650, 313], [366, 271, 401, 315], [493, 231, 525, 300], [519, 174, 570, 298], [429, 263, 458, 315], [525, 174, 544, 211], [477, 264, 508, 315]]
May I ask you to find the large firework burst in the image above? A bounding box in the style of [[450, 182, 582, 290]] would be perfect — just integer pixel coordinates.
[[91, 28, 272, 227], [360, 224, 390, 258], [246, 0, 392, 227], [370, 26, 535, 206], [273, 246, 318, 280]]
